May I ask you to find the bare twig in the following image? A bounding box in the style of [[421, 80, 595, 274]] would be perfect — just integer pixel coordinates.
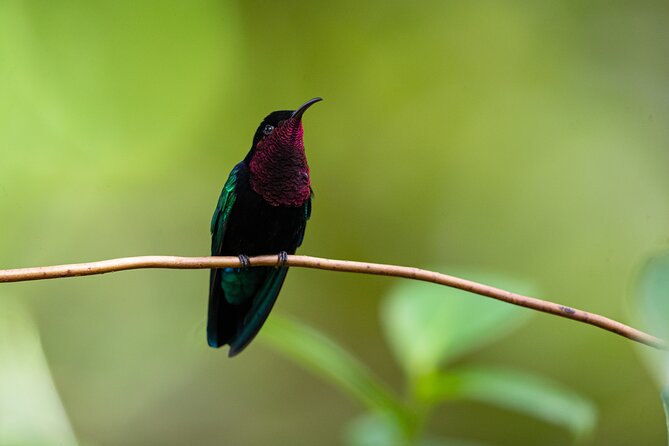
[[0, 254, 665, 350]]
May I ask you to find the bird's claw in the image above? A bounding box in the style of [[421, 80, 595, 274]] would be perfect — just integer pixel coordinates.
[[277, 251, 288, 268], [238, 254, 251, 269]]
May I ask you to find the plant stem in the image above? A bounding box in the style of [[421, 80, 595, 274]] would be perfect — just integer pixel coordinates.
[[0, 254, 665, 350]]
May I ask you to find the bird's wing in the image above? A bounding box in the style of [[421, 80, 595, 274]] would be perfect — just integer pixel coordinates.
[[210, 162, 243, 253], [208, 162, 242, 348]]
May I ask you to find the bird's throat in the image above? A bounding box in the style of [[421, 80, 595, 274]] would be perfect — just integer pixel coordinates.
[[249, 143, 311, 207]]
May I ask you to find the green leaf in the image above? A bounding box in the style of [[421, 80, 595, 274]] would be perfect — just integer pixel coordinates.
[[345, 412, 406, 446], [636, 252, 669, 446], [636, 253, 669, 382], [261, 315, 409, 425], [345, 413, 493, 446], [421, 366, 596, 440], [637, 253, 669, 342], [381, 268, 534, 377]]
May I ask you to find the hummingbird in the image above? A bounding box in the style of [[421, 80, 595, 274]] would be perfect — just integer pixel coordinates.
[[208, 97, 322, 356]]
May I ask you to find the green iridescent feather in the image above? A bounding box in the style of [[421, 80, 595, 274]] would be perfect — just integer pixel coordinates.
[[210, 163, 241, 252]]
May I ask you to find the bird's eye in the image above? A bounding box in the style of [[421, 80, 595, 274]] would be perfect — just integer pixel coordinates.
[[263, 124, 274, 135]]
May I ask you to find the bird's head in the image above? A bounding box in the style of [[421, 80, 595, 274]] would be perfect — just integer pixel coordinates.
[[246, 98, 322, 207], [248, 97, 322, 158]]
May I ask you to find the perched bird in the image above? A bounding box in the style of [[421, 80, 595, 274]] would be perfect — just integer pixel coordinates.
[[208, 97, 322, 356]]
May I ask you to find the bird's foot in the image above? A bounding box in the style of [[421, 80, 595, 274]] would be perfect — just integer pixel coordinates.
[[277, 251, 288, 268], [238, 254, 251, 269]]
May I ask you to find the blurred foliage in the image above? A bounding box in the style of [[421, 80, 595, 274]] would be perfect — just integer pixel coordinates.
[[381, 272, 531, 376], [262, 271, 596, 445], [260, 313, 407, 420], [635, 252, 669, 445], [0, 0, 668, 444], [0, 298, 78, 446]]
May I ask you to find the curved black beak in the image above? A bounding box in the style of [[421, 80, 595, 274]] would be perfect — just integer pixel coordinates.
[[291, 97, 323, 120]]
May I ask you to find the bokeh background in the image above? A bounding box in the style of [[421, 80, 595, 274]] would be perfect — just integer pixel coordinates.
[[1, 1, 668, 445]]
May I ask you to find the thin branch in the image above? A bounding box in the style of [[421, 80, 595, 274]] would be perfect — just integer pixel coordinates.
[[0, 254, 665, 350]]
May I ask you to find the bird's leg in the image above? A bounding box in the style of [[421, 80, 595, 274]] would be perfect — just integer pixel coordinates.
[[238, 254, 251, 269], [277, 251, 288, 268]]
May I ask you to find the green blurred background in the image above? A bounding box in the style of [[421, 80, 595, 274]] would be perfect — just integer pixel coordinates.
[[0, 0, 668, 444]]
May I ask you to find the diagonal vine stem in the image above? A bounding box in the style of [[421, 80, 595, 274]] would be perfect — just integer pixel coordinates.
[[0, 254, 665, 350]]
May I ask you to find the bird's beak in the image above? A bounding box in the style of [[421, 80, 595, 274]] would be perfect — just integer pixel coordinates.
[[291, 97, 323, 120]]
